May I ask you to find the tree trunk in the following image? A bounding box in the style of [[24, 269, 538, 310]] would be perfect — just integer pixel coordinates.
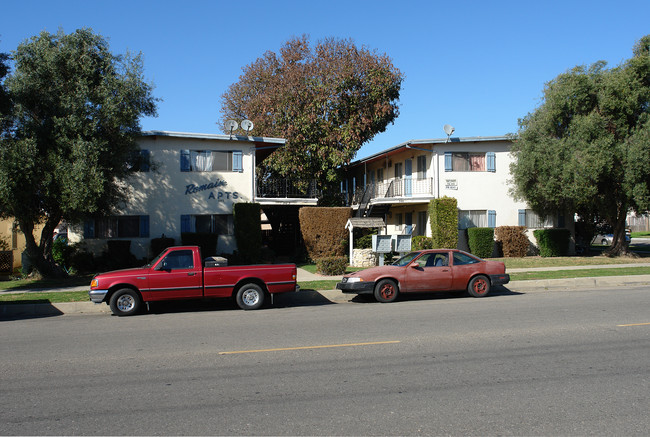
[[604, 203, 630, 257], [19, 215, 68, 278]]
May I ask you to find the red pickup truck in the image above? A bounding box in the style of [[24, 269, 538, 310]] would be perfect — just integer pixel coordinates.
[[89, 246, 298, 316]]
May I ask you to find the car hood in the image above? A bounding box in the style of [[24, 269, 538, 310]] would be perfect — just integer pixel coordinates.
[[343, 265, 402, 281], [94, 266, 150, 279]]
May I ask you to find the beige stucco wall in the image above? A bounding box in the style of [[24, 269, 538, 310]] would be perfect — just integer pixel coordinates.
[[69, 134, 259, 259]]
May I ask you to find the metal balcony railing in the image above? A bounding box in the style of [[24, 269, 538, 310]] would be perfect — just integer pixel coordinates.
[[256, 179, 320, 199]]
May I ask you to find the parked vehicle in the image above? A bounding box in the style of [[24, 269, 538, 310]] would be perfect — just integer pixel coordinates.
[[336, 249, 509, 303], [89, 246, 298, 316], [592, 228, 631, 245]]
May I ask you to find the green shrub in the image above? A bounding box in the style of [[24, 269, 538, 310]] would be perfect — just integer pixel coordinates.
[[315, 256, 348, 275], [356, 234, 374, 249], [467, 227, 494, 258], [533, 228, 571, 257], [495, 226, 529, 257], [412, 235, 433, 250], [52, 237, 74, 269], [429, 197, 458, 249], [234, 203, 262, 264], [181, 232, 219, 257]]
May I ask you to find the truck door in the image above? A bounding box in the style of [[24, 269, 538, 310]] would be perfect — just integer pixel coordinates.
[[145, 249, 203, 301]]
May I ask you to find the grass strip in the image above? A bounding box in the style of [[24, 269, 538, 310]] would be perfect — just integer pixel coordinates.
[[509, 267, 650, 281]]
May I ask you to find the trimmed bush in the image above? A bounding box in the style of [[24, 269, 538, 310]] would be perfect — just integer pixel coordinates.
[[234, 203, 262, 264], [495, 226, 529, 257], [533, 228, 571, 257], [299, 207, 352, 260], [315, 256, 348, 275], [356, 234, 374, 249], [412, 235, 433, 250], [467, 227, 495, 259], [181, 232, 219, 257], [429, 197, 458, 249]]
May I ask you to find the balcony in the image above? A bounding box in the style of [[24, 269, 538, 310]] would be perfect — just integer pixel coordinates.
[[255, 179, 320, 205], [351, 177, 435, 204]]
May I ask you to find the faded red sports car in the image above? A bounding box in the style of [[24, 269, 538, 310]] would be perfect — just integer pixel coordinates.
[[336, 249, 510, 302]]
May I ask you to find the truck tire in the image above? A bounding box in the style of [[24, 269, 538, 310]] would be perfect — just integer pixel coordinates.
[[236, 283, 265, 310], [467, 275, 490, 297], [109, 288, 142, 316], [374, 279, 399, 303]]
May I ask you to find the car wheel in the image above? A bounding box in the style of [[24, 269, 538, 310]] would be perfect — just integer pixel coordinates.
[[109, 288, 142, 316], [467, 275, 490, 297], [374, 279, 399, 303], [601, 239, 608, 245], [236, 283, 265, 310]]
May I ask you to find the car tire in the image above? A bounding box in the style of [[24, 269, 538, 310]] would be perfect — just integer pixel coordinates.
[[467, 275, 490, 297], [602, 239, 608, 245], [109, 288, 142, 316], [236, 283, 265, 310], [374, 279, 399, 303]]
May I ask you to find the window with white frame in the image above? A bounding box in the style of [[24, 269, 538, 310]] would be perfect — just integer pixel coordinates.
[[180, 150, 243, 172], [394, 162, 403, 179], [377, 168, 384, 182], [417, 211, 427, 236], [181, 214, 234, 235], [395, 213, 403, 231], [445, 152, 496, 172], [458, 210, 497, 229], [84, 216, 150, 239]]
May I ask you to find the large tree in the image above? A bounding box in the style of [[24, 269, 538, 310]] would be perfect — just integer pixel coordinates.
[[0, 28, 157, 276], [510, 35, 650, 256], [220, 35, 403, 184]]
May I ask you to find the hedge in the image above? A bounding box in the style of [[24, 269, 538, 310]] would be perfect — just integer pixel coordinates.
[[429, 197, 458, 249], [495, 226, 529, 257], [315, 256, 348, 275], [299, 207, 352, 260], [533, 228, 571, 257], [467, 227, 494, 259]]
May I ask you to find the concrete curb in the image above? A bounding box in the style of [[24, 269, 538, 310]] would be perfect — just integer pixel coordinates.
[[2, 275, 650, 318]]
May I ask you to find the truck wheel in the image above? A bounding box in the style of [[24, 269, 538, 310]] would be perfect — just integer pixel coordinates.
[[109, 288, 142, 316], [467, 275, 490, 297], [236, 284, 265, 310], [374, 279, 398, 303]]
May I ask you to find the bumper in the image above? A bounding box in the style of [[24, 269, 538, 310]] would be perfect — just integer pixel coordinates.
[[490, 274, 510, 286], [336, 280, 376, 294], [89, 289, 108, 303]]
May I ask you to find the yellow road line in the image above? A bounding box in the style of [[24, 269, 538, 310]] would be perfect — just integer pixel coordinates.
[[219, 340, 401, 355], [617, 322, 650, 327]]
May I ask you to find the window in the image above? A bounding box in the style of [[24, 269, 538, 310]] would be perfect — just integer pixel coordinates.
[[453, 252, 480, 265], [394, 162, 403, 179], [160, 249, 194, 270], [377, 168, 384, 182], [518, 209, 552, 228], [180, 150, 243, 172], [445, 152, 496, 172], [458, 210, 497, 229], [128, 149, 150, 172], [416, 155, 427, 179], [417, 211, 427, 236], [395, 213, 403, 231], [84, 216, 150, 239], [181, 214, 233, 235]]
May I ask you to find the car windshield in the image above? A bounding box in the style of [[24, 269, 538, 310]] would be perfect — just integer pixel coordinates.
[[392, 252, 420, 267], [144, 250, 167, 268]]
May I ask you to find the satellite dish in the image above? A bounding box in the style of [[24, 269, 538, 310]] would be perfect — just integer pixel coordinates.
[[241, 119, 254, 133], [443, 124, 455, 136], [225, 120, 238, 135]]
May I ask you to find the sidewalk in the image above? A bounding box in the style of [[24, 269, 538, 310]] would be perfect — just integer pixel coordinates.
[[2, 264, 650, 317]]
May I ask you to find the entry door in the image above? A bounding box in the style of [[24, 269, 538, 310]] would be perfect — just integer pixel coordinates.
[[404, 159, 413, 197]]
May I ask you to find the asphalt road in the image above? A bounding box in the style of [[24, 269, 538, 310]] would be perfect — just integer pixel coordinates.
[[2, 286, 650, 435]]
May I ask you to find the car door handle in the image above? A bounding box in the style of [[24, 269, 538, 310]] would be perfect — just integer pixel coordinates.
[[188, 272, 197, 276]]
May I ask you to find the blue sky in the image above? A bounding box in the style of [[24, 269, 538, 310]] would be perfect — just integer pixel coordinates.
[[2, 0, 649, 159]]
